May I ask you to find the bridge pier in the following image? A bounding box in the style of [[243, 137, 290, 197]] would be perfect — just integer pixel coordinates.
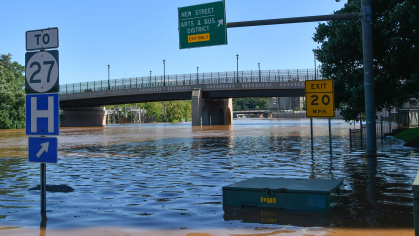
[[192, 87, 233, 126], [61, 107, 106, 127]]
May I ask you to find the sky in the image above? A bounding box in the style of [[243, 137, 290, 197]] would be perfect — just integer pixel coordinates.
[[2, 0, 347, 85]]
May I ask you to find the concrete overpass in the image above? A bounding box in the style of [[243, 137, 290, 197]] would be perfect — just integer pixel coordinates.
[[59, 69, 321, 126]]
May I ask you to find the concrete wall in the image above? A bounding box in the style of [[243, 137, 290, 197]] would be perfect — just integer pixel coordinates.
[[61, 107, 106, 127], [192, 86, 233, 126]]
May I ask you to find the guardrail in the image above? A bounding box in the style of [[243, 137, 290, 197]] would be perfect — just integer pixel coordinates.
[[59, 69, 324, 95]]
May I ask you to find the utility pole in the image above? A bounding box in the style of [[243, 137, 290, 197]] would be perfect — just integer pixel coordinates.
[[361, 0, 376, 156]]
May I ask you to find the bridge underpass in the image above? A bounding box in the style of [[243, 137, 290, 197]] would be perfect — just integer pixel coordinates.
[[59, 69, 317, 127]]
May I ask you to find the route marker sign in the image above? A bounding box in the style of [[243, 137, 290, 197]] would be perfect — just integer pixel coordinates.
[[25, 93, 60, 136], [28, 137, 58, 163], [305, 80, 335, 118], [25, 27, 60, 213], [178, 0, 227, 49], [26, 27, 59, 51], [25, 50, 59, 94]]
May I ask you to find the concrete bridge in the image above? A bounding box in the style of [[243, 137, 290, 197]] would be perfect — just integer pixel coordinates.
[[59, 69, 322, 126]]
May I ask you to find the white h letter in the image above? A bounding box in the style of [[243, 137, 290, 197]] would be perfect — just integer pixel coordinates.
[[31, 96, 54, 133]]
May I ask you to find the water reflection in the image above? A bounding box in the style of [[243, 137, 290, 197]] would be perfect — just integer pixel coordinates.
[[0, 119, 417, 231], [40, 213, 47, 236]]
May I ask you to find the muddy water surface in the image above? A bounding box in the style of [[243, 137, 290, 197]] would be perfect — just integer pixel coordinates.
[[0, 119, 418, 235]]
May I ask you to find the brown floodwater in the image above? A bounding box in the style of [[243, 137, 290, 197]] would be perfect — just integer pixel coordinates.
[[0, 119, 418, 236]]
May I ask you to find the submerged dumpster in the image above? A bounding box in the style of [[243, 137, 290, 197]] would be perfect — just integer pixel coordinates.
[[222, 177, 343, 212]]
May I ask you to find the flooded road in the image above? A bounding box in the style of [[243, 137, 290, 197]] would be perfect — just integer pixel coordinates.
[[0, 119, 418, 235]]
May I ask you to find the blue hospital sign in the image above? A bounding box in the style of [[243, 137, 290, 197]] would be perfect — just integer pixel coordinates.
[[25, 93, 59, 136], [28, 137, 58, 163]]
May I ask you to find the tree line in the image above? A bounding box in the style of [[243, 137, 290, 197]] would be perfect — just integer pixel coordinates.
[[0, 54, 25, 129], [106, 101, 192, 123]]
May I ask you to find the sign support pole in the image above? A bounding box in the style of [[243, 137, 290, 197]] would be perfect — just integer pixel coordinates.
[[329, 118, 332, 155], [310, 118, 314, 153], [40, 163, 46, 213], [361, 0, 376, 156], [26, 27, 59, 214]]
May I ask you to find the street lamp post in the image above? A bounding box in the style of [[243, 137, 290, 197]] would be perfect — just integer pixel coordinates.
[[258, 62, 261, 82], [108, 65, 110, 90], [314, 52, 317, 80], [236, 54, 239, 83], [150, 71, 152, 85], [163, 59, 166, 86], [197, 67, 199, 84]]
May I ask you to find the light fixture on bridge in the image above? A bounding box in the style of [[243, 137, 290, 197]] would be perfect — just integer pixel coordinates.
[[236, 54, 239, 83], [108, 64, 110, 90], [197, 67, 199, 85], [258, 62, 261, 82], [163, 59, 166, 86]]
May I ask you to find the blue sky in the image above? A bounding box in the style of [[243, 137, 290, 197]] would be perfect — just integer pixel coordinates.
[[2, 0, 346, 84]]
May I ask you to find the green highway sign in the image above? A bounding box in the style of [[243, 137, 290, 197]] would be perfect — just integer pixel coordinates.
[[178, 0, 227, 49]]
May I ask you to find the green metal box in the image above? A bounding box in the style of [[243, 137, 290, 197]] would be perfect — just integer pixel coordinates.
[[222, 177, 343, 212]]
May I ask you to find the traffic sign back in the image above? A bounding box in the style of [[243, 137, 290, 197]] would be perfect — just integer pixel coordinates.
[[178, 1, 227, 49]]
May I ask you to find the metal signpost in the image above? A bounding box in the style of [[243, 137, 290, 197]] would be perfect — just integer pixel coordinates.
[[305, 79, 334, 154], [25, 27, 59, 213], [178, 0, 227, 49]]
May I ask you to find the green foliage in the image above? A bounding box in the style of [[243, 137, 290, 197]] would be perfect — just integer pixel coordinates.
[[395, 127, 419, 143], [313, 0, 419, 122], [0, 54, 25, 129], [233, 97, 269, 110], [140, 102, 163, 122], [112, 100, 192, 123], [166, 101, 187, 122]]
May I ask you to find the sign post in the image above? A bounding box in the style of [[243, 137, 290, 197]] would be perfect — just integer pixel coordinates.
[[178, 1, 227, 49], [25, 27, 59, 213], [305, 79, 335, 154]]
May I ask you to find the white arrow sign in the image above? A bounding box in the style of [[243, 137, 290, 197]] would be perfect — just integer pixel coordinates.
[[217, 19, 223, 27], [36, 142, 49, 158]]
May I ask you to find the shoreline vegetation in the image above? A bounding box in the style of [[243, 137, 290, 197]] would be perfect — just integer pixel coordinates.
[[395, 127, 419, 148]]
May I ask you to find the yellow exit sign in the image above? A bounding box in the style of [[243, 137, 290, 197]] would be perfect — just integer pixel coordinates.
[[305, 80, 335, 118]]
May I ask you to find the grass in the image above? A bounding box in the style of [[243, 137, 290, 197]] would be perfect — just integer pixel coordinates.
[[395, 127, 419, 143]]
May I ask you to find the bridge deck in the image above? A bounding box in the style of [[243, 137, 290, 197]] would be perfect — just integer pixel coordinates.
[[59, 69, 323, 108]]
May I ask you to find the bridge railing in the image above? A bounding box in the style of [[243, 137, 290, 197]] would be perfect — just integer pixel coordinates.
[[59, 69, 324, 95]]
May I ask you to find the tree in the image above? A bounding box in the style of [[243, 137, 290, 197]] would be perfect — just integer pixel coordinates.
[[313, 0, 419, 122], [166, 101, 186, 122], [142, 102, 163, 122], [0, 54, 25, 129], [129, 100, 191, 123], [233, 97, 269, 110]]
